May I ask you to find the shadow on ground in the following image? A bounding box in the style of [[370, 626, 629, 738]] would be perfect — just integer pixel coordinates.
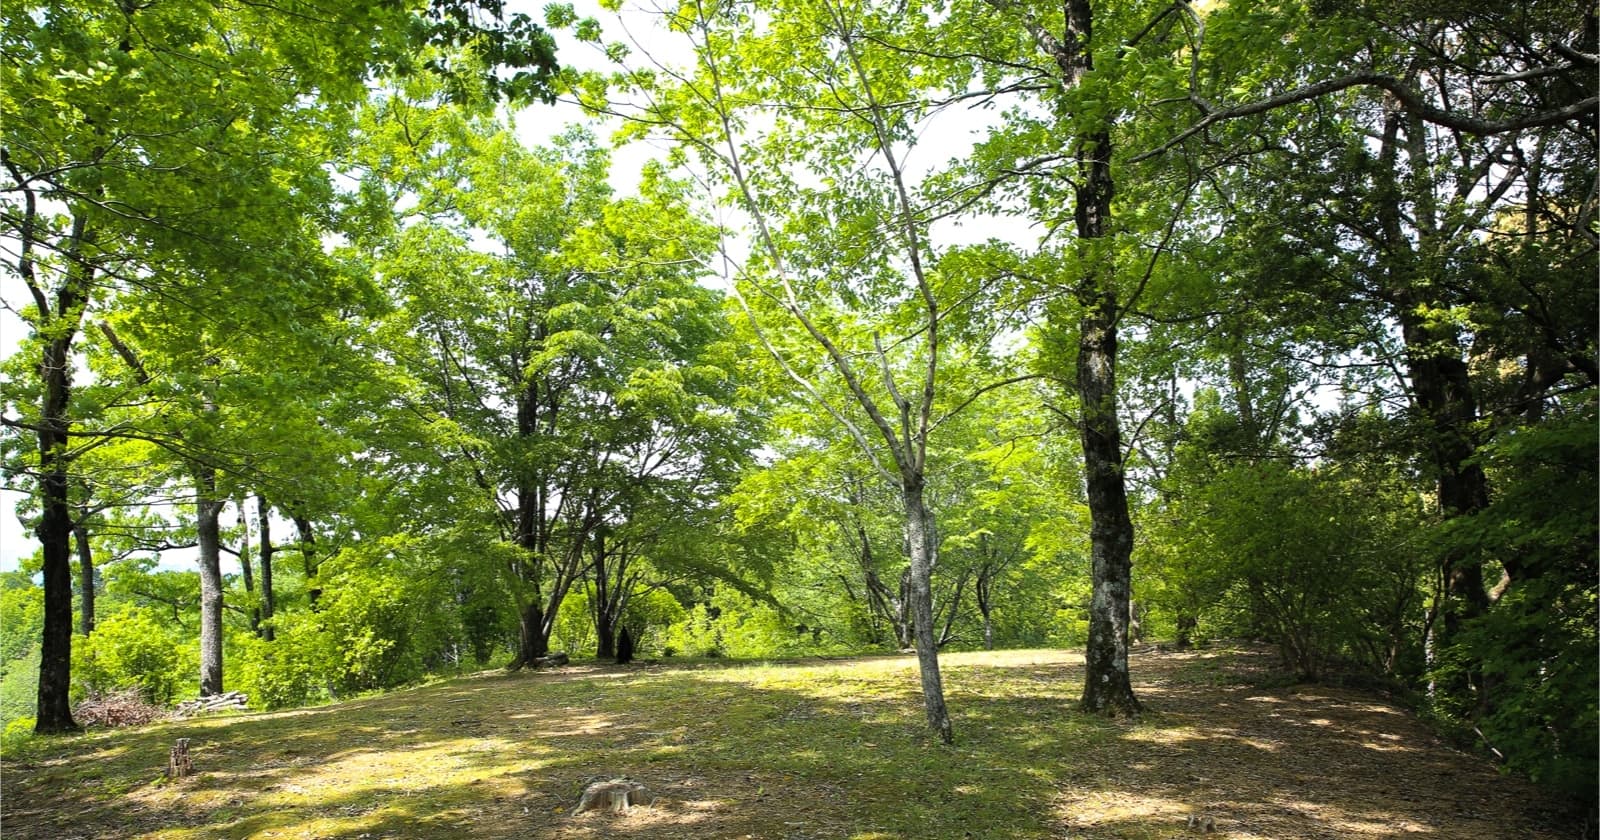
[[0, 648, 1573, 839]]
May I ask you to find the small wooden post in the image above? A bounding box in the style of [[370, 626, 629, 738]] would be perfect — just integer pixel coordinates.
[[167, 738, 193, 779]]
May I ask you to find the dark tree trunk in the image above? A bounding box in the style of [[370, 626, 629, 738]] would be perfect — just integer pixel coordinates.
[[1399, 313, 1493, 621], [616, 625, 634, 665], [515, 600, 547, 665], [902, 480, 953, 743], [1073, 120, 1141, 716], [595, 614, 616, 660], [293, 514, 320, 609], [1175, 613, 1198, 649], [31, 212, 92, 735], [239, 524, 260, 637], [36, 442, 78, 733], [1007, 0, 1140, 717], [196, 472, 225, 696], [257, 496, 275, 641], [1373, 112, 1494, 707], [1077, 285, 1141, 716], [74, 522, 94, 636], [592, 532, 617, 660], [28, 209, 92, 732], [977, 565, 996, 651]]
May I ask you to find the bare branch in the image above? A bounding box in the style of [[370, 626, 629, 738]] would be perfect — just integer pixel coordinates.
[[1133, 74, 1598, 163]]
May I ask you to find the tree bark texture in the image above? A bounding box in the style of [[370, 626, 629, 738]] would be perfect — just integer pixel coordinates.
[[239, 527, 260, 637], [1011, 0, 1142, 716], [902, 481, 953, 743], [515, 600, 548, 664], [1073, 121, 1141, 716], [32, 223, 89, 734], [257, 496, 275, 641], [196, 472, 225, 696], [1077, 286, 1142, 716], [75, 522, 95, 635], [293, 514, 320, 609], [592, 533, 617, 660]]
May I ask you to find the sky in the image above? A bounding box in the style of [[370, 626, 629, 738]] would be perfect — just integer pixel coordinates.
[[1, 304, 29, 571]]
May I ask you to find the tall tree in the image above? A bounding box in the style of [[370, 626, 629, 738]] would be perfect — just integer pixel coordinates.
[[2, 0, 560, 730], [358, 104, 746, 667], [600, 0, 1050, 741]]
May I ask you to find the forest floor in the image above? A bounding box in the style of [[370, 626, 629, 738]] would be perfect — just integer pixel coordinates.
[[0, 645, 1576, 839]]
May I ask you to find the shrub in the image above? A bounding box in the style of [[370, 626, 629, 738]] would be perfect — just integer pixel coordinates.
[[2, 715, 35, 753], [73, 607, 185, 705], [0, 648, 40, 729], [232, 616, 334, 709], [552, 591, 595, 656]]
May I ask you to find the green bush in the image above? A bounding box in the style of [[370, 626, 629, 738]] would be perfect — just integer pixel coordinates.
[[0, 648, 40, 728], [1432, 411, 1598, 813], [663, 587, 811, 659], [552, 590, 595, 656], [73, 607, 186, 705], [663, 601, 723, 658], [231, 616, 335, 709], [2, 715, 35, 753], [0, 575, 43, 671]]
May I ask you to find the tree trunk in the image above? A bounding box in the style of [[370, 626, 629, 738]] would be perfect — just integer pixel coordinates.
[[1011, 0, 1141, 717], [864, 569, 913, 649], [1398, 312, 1493, 614], [592, 532, 617, 659], [35, 441, 78, 733], [515, 600, 547, 666], [977, 551, 1001, 651], [902, 480, 953, 743], [196, 472, 225, 697], [31, 213, 91, 734], [595, 611, 616, 660], [74, 522, 94, 636], [1072, 116, 1142, 716], [257, 496, 275, 641], [293, 514, 320, 609], [1175, 613, 1198, 649], [1374, 112, 1494, 709], [239, 522, 260, 637], [1077, 287, 1142, 716]]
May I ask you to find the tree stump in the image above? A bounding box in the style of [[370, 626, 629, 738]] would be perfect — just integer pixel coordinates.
[[167, 738, 193, 779]]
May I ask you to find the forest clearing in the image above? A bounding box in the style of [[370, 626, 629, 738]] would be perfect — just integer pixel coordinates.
[[3, 0, 1594, 835], [0, 646, 1571, 839]]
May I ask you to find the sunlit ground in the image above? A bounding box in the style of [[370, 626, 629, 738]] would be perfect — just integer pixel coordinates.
[[0, 647, 1570, 839]]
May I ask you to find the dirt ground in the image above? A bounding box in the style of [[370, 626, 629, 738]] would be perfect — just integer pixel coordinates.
[[0, 646, 1579, 839], [1047, 645, 1571, 839]]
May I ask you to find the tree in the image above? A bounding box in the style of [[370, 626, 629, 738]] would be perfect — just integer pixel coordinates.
[[600, 0, 1061, 743], [2, 0, 561, 732], [358, 102, 747, 668]]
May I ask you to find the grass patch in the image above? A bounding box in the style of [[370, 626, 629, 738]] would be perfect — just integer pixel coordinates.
[[0, 647, 1573, 839]]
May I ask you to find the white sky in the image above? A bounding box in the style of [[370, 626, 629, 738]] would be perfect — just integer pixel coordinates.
[[1, 306, 31, 571]]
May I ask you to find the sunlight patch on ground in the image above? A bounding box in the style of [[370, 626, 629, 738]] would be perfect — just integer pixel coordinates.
[[1118, 726, 1204, 744], [1056, 788, 1199, 838]]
